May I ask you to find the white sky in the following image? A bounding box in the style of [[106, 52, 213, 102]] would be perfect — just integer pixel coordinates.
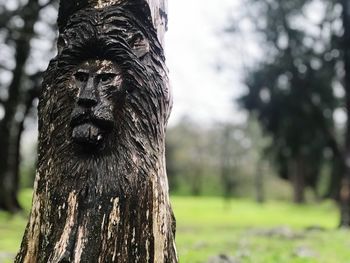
[[165, 0, 248, 126]]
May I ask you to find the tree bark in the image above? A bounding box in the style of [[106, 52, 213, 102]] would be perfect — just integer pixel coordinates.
[[16, 0, 177, 262]]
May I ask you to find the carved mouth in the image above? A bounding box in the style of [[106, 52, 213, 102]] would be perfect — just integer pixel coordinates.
[[71, 122, 105, 147], [70, 117, 114, 148]]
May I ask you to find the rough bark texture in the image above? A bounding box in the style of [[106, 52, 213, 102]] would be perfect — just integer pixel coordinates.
[[16, 0, 177, 262]]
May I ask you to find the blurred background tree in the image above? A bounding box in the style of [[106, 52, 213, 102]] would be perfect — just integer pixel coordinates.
[[227, 0, 350, 226], [237, 0, 342, 204], [165, 116, 277, 200], [0, 0, 57, 212]]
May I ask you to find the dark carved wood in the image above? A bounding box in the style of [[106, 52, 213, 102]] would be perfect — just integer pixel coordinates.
[[16, 1, 177, 262]]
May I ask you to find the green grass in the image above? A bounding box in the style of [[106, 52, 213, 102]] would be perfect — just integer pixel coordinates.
[[0, 189, 32, 262], [1, 191, 350, 262], [172, 197, 350, 263]]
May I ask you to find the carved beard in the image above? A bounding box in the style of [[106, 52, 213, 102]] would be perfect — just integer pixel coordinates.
[[35, 138, 164, 261]]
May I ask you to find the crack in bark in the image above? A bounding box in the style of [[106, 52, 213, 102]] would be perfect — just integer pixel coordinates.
[[50, 192, 78, 262]]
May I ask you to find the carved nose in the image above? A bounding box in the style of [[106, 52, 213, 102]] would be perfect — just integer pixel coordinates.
[[77, 79, 98, 108]]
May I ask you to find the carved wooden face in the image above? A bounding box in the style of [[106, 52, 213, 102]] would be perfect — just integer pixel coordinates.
[[70, 59, 123, 149]]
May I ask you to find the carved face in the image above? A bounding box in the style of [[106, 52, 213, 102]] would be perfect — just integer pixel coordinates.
[[42, 5, 171, 158], [70, 59, 123, 149]]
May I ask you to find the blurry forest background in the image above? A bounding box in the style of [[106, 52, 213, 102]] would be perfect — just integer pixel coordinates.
[[2, 0, 350, 262]]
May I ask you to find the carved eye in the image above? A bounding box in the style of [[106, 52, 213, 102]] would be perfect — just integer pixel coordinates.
[[74, 72, 89, 82], [99, 73, 116, 83]]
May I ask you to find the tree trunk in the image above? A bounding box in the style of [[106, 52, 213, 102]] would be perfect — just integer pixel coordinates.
[[325, 154, 343, 200], [16, 0, 177, 262], [289, 158, 305, 204], [340, 0, 350, 228], [191, 167, 203, 196], [255, 160, 265, 204], [0, 0, 41, 212], [220, 125, 236, 201]]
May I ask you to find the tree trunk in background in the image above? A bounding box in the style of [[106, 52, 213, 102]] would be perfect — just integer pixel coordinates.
[[191, 167, 203, 196], [16, 0, 177, 262], [5, 89, 38, 212], [14, 86, 40, 190], [289, 158, 305, 204], [0, 0, 41, 212], [326, 154, 343, 200], [219, 125, 236, 201], [340, 0, 350, 227], [255, 160, 265, 204]]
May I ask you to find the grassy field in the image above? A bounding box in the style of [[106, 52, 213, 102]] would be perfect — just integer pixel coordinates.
[[1, 190, 350, 262], [173, 197, 350, 263]]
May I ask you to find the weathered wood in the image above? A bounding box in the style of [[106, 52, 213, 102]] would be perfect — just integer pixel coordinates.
[[15, 0, 177, 262], [144, 0, 168, 46]]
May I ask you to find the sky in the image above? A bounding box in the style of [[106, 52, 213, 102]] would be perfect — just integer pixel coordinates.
[[164, 0, 248, 126], [164, 0, 347, 128]]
